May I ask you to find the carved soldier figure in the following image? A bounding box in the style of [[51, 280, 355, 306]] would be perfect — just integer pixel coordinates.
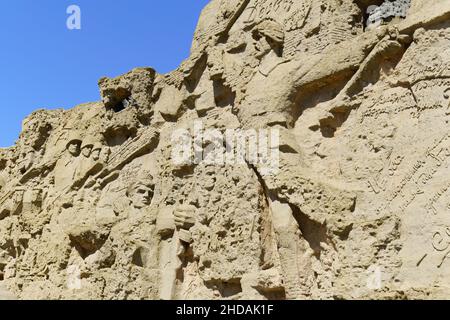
[[232, 19, 295, 129], [203, 18, 287, 109], [252, 20, 284, 59], [98, 175, 163, 298], [74, 136, 107, 188], [158, 203, 197, 300], [107, 174, 197, 300], [67, 136, 82, 157], [99, 146, 111, 164], [54, 134, 82, 191], [80, 139, 94, 159], [75, 138, 94, 180], [91, 142, 103, 162]]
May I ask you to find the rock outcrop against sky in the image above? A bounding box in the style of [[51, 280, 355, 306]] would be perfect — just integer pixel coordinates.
[[1, 0, 450, 299]]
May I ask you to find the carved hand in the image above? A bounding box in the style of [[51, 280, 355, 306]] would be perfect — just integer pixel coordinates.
[[173, 204, 196, 230]]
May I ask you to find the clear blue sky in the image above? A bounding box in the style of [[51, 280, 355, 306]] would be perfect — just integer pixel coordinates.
[[0, 0, 209, 147]]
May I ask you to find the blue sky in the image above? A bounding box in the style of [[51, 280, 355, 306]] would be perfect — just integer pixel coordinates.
[[0, 0, 209, 147]]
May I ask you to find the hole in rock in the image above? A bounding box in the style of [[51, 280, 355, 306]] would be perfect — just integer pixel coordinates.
[[111, 100, 127, 113], [104, 87, 132, 113], [69, 233, 108, 260], [256, 287, 286, 300], [132, 247, 150, 268], [205, 279, 243, 298], [290, 204, 332, 259], [213, 79, 235, 108]]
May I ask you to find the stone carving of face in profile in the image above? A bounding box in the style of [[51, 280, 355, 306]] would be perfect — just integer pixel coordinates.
[[212, 19, 284, 88], [202, 166, 216, 192], [252, 31, 272, 59], [100, 147, 111, 164], [252, 20, 284, 59], [91, 147, 101, 161], [67, 140, 81, 157], [128, 180, 155, 209]]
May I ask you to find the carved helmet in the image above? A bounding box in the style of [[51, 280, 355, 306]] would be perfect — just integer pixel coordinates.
[[92, 142, 103, 152], [254, 19, 285, 45], [66, 132, 82, 149], [81, 135, 100, 150]]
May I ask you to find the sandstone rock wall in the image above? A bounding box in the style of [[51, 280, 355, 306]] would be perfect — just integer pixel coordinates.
[[0, 0, 449, 299]]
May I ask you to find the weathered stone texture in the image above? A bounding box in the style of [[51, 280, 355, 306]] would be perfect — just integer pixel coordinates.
[[0, 0, 449, 299]]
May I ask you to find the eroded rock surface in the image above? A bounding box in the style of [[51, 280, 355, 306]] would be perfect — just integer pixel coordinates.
[[0, 282, 16, 300], [0, 0, 449, 300]]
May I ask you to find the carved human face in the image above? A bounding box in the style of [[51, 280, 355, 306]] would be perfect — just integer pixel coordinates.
[[252, 33, 272, 59], [91, 148, 101, 161], [130, 183, 154, 209], [217, 28, 274, 83], [67, 142, 81, 156], [81, 145, 93, 158], [100, 147, 111, 163], [204, 173, 216, 191]]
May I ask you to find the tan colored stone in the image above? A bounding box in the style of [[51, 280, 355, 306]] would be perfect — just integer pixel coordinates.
[[1, 0, 449, 300]]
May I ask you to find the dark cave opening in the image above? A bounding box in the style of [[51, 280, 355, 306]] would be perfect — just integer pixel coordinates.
[[111, 100, 127, 113]]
